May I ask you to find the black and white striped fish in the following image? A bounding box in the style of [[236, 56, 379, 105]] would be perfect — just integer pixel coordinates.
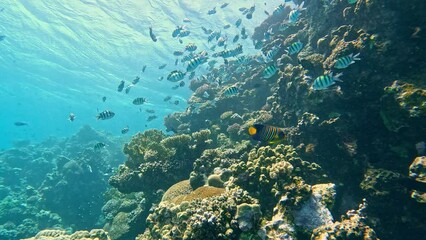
[[167, 70, 186, 82], [334, 53, 361, 69], [223, 86, 239, 96], [185, 43, 197, 52], [94, 142, 106, 150], [311, 72, 343, 90], [187, 56, 208, 72], [132, 97, 146, 105], [286, 41, 303, 55], [96, 110, 115, 120]]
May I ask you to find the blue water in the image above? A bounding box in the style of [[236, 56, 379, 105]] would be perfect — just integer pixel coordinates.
[[0, 0, 283, 149]]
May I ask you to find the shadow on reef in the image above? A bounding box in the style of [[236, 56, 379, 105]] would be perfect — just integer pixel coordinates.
[[0, 125, 125, 240]]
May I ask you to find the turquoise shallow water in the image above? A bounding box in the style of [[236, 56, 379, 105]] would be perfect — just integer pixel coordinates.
[[0, 0, 281, 149]]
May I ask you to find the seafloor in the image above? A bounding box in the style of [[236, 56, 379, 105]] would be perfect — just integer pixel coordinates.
[[2, 0, 426, 239]]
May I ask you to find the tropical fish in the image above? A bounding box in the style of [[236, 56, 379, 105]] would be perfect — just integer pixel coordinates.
[[14, 121, 28, 126], [149, 27, 157, 42], [179, 81, 185, 87], [311, 72, 343, 90], [223, 24, 231, 29], [164, 96, 172, 101], [142, 65, 147, 72], [68, 113, 76, 122], [158, 76, 164, 81], [239, 7, 247, 12], [217, 36, 227, 47], [236, 56, 251, 65], [167, 70, 186, 82], [171, 85, 179, 90], [172, 26, 184, 38], [248, 124, 286, 144], [235, 18, 242, 28], [188, 71, 196, 80], [220, 3, 229, 8], [124, 84, 133, 94], [288, 2, 306, 24], [273, 4, 285, 15], [132, 97, 146, 105], [117, 80, 125, 92], [159, 64, 167, 69], [286, 41, 303, 55], [146, 109, 155, 114], [121, 126, 129, 134], [0, 35, 5, 41], [132, 76, 140, 85], [208, 7, 216, 15], [264, 44, 281, 62], [233, 34, 240, 43], [263, 65, 279, 79], [97, 110, 115, 120], [245, 5, 255, 19], [102, 96, 107, 102], [174, 100, 180, 105], [202, 26, 212, 35], [94, 142, 106, 150], [178, 30, 191, 38], [175, 59, 179, 66], [174, 50, 184, 56], [333, 53, 361, 69], [187, 56, 207, 72], [264, 10, 270, 16], [208, 31, 221, 43], [185, 43, 197, 52], [147, 115, 158, 122], [223, 86, 239, 96], [183, 18, 191, 23]]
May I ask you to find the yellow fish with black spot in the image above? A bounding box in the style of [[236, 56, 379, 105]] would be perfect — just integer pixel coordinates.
[[248, 124, 286, 144]]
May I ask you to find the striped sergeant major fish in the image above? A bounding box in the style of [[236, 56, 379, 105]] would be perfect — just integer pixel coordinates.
[[132, 97, 146, 105], [167, 70, 186, 82], [264, 44, 282, 62], [288, 2, 306, 24], [94, 142, 106, 150], [263, 60, 283, 79], [248, 124, 286, 144], [185, 43, 197, 52], [311, 72, 343, 90], [223, 86, 239, 96], [333, 53, 361, 69], [286, 41, 303, 55], [187, 56, 208, 72], [97, 110, 115, 120]]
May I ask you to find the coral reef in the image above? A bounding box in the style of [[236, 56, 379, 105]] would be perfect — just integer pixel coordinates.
[[22, 229, 110, 240], [109, 129, 214, 194], [140, 188, 257, 240], [0, 125, 125, 239]]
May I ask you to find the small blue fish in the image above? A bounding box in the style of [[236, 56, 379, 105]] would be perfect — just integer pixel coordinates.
[[311, 72, 343, 90], [235, 18, 242, 28], [333, 53, 361, 69], [285, 41, 303, 55]]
